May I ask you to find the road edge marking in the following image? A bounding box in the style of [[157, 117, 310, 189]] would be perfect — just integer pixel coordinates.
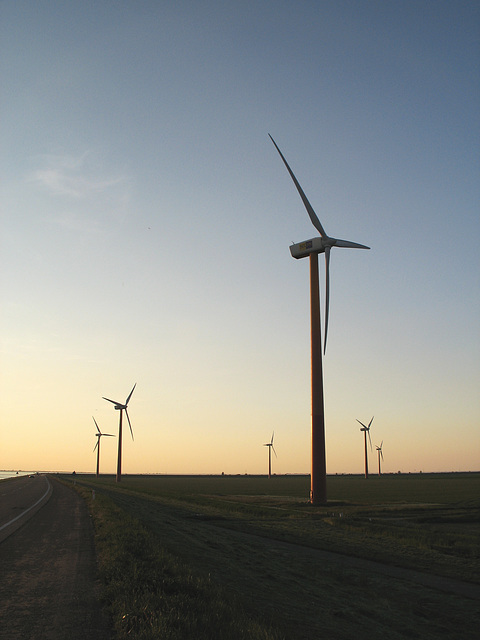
[[0, 476, 53, 541]]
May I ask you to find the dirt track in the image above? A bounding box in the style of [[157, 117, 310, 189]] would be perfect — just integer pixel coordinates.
[[0, 476, 111, 640]]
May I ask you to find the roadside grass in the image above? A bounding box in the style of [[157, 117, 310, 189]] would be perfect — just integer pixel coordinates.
[[64, 474, 480, 640], [78, 472, 480, 583], [75, 485, 283, 640]]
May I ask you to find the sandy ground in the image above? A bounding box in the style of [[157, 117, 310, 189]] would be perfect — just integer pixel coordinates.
[[0, 476, 111, 640]]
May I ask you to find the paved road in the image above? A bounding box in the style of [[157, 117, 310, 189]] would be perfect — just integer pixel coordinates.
[[0, 476, 111, 640], [0, 474, 52, 542]]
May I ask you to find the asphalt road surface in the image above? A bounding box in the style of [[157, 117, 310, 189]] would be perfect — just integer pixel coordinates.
[[0, 475, 111, 640], [0, 474, 52, 542]]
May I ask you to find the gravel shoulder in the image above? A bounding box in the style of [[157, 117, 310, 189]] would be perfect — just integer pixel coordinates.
[[0, 476, 111, 640]]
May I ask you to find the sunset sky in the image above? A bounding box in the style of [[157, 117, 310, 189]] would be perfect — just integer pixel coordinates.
[[1, 1, 478, 476]]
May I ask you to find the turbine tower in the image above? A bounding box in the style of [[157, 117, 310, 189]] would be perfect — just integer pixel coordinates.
[[376, 440, 384, 475], [263, 431, 277, 479], [357, 417, 374, 479], [92, 417, 114, 478], [270, 134, 369, 504], [103, 384, 136, 483]]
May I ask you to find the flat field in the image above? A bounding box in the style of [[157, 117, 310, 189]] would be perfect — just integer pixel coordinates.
[[64, 472, 480, 639]]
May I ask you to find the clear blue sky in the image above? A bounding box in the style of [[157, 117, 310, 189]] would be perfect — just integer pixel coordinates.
[[1, 1, 478, 475]]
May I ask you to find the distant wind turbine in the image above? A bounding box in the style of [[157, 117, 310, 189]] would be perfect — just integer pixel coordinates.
[[270, 134, 370, 504], [103, 384, 136, 483], [92, 417, 114, 478], [357, 417, 374, 479], [263, 432, 277, 479], [376, 440, 384, 475]]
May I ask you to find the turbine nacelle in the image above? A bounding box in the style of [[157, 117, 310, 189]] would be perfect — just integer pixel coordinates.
[[263, 432, 277, 457], [357, 416, 374, 450], [103, 383, 136, 442], [92, 416, 114, 453], [270, 134, 369, 353], [103, 384, 136, 483], [376, 440, 384, 460], [290, 236, 369, 259]]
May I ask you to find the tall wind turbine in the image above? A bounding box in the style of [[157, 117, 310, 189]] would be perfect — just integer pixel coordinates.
[[92, 417, 114, 478], [103, 384, 136, 483], [270, 134, 370, 504], [376, 440, 384, 475], [357, 417, 374, 479], [263, 431, 277, 479]]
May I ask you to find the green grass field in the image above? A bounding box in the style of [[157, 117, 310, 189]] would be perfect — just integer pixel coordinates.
[[62, 472, 480, 639]]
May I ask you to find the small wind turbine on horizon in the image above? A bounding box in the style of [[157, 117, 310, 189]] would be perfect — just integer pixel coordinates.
[[270, 134, 370, 504], [357, 417, 374, 479], [92, 417, 114, 478], [263, 431, 277, 479], [103, 384, 136, 483], [376, 440, 384, 475]]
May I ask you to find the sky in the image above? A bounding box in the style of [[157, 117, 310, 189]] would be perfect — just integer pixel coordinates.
[[1, 1, 479, 477]]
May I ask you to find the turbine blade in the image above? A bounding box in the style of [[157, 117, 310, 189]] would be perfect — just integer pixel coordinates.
[[104, 433, 115, 437], [103, 396, 120, 406], [272, 445, 277, 458], [92, 416, 101, 434], [269, 134, 328, 238], [380, 450, 384, 460], [271, 431, 274, 445], [356, 419, 367, 429], [125, 408, 134, 441], [93, 441, 99, 452], [333, 238, 370, 250], [324, 246, 331, 354], [125, 383, 136, 406], [367, 429, 373, 450]]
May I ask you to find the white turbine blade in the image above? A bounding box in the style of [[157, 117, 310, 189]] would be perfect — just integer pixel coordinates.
[[125, 408, 134, 441], [93, 440, 99, 452], [380, 440, 383, 449], [333, 238, 370, 250], [272, 445, 277, 458], [368, 416, 374, 428], [92, 416, 101, 434], [125, 383, 136, 406], [380, 450, 384, 460], [103, 396, 121, 406], [324, 246, 331, 354], [271, 431, 275, 445], [269, 134, 328, 238], [356, 419, 367, 429], [367, 429, 373, 450], [104, 433, 115, 437]]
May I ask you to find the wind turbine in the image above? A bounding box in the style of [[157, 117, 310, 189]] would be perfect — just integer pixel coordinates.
[[92, 417, 114, 478], [376, 440, 384, 475], [263, 431, 277, 479], [357, 417, 374, 479], [270, 134, 370, 504], [102, 384, 136, 483]]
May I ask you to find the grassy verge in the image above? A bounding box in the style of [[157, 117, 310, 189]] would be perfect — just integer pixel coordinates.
[[74, 485, 283, 640], [60, 475, 480, 640], [78, 474, 480, 584]]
